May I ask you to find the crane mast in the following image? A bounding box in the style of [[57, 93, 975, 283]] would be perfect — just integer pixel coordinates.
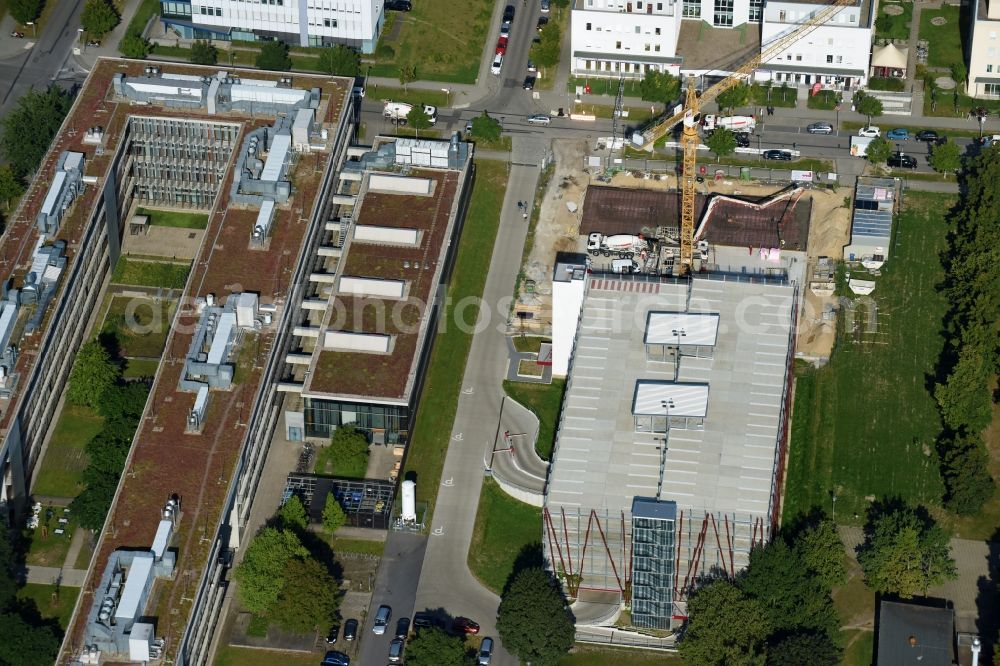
[[632, 0, 857, 270]]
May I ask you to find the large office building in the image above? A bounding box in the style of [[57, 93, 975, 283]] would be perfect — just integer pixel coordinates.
[[159, 0, 385, 52], [966, 0, 1000, 98], [570, 0, 873, 86], [544, 274, 797, 629]]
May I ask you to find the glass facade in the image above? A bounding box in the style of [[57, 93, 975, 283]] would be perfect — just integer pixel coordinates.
[[161, 0, 192, 18], [304, 397, 410, 444], [631, 499, 676, 630], [682, 0, 700, 18], [748, 0, 763, 22], [713, 0, 733, 26]]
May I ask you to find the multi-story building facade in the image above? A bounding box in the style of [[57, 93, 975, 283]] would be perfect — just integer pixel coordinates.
[[759, 0, 873, 89], [967, 0, 1000, 98], [571, 0, 873, 87], [160, 0, 384, 52]]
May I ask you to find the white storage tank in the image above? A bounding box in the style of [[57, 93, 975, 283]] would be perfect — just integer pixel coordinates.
[[401, 480, 416, 522]]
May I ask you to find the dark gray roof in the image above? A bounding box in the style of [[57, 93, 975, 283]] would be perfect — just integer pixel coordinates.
[[573, 50, 684, 65], [632, 497, 677, 521], [876, 600, 955, 666], [762, 62, 867, 76]]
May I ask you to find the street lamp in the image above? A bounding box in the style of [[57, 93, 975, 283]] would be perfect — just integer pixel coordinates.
[[77, 27, 84, 52], [28, 22, 36, 38]]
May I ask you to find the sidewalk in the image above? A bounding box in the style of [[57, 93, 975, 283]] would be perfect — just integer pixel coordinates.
[[71, 0, 151, 71]]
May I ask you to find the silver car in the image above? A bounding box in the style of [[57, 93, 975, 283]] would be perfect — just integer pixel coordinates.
[[527, 114, 551, 125], [373, 605, 391, 635], [806, 121, 833, 134], [478, 637, 494, 665], [388, 637, 404, 663]]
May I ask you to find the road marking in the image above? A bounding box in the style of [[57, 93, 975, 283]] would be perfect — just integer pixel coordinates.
[[442, 477, 454, 487], [452, 432, 464, 441], [462, 386, 474, 394], [432, 527, 445, 536]]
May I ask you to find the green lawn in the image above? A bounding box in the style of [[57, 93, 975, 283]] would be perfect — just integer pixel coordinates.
[[32, 405, 105, 499], [467, 479, 542, 595], [567, 76, 646, 97], [214, 645, 320, 666], [17, 583, 80, 629], [314, 443, 368, 479], [125, 0, 161, 38], [512, 336, 546, 354], [403, 160, 506, 515], [574, 104, 658, 124], [366, 0, 494, 83], [503, 379, 565, 461], [111, 257, 191, 289], [123, 358, 161, 379], [782, 193, 950, 526], [808, 90, 841, 111], [23, 513, 80, 568], [17, 584, 81, 630], [874, 1, 913, 41], [919, 4, 963, 69], [328, 536, 386, 557], [841, 629, 875, 666], [558, 646, 683, 665], [365, 86, 450, 109], [136, 207, 209, 230], [101, 296, 175, 358]]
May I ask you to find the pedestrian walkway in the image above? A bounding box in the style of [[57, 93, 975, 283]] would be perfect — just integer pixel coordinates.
[[23, 525, 92, 587], [504, 336, 553, 383], [70, 0, 156, 71]]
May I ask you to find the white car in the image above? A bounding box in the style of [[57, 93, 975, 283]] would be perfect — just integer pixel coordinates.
[[373, 605, 391, 635], [490, 53, 503, 75], [857, 126, 881, 138], [527, 114, 550, 125]]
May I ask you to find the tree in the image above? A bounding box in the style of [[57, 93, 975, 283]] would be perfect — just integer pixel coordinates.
[[190, 40, 218, 66], [941, 434, 994, 515], [0, 530, 19, 608], [679, 579, 770, 666], [705, 128, 738, 159], [9, 0, 43, 25], [0, 86, 73, 181], [0, 613, 61, 666], [404, 627, 467, 666], [532, 23, 561, 72], [398, 64, 417, 92], [270, 557, 340, 633], [0, 166, 24, 210], [928, 139, 962, 175], [951, 61, 968, 91], [318, 45, 360, 76], [716, 84, 750, 115], [119, 33, 151, 59], [935, 337, 993, 433], [71, 473, 120, 531], [256, 40, 292, 71], [96, 382, 150, 421], [857, 503, 957, 598], [81, 0, 120, 38], [406, 105, 432, 135], [639, 70, 681, 105], [66, 340, 121, 410], [234, 528, 309, 615], [322, 493, 347, 533], [471, 112, 502, 142], [497, 567, 575, 666], [794, 519, 846, 589], [766, 631, 842, 666], [277, 495, 309, 532], [855, 93, 883, 125], [328, 426, 369, 472], [865, 136, 892, 165], [737, 539, 839, 639]]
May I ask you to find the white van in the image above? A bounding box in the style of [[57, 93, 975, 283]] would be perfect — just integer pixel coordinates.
[[611, 258, 640, 274], [491, 53, 503, 76]]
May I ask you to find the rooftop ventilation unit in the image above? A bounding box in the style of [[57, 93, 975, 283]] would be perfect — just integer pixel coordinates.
[[144, 65, 161, 77], [277, 76, 293, 88]]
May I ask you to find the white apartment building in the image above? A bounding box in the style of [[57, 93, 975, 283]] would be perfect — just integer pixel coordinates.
[[759, 0, 873, 89], [572, 0, 873, 86], [160, 0, 384, 52], [967, 0, 1000, 98]]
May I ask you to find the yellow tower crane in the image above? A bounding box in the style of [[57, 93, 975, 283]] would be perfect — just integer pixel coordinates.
[[633, 0, 857, 270]]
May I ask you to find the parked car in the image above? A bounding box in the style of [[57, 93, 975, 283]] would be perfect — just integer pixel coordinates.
[[384, 0, 411, 10], [541, 0, 550, 11], [527, 114, 550, 125], [762, 149, 793, 161], [734, 132, 750, 148], [395, 617, 410, 639], [916, 129, 941, 142], [388, 638, 405, 663], [373, 605, 392, 635], [478, 637, 495, 665], [490, 53, 503, 76], [886, 127, 910, 141], [325, 626, 339, 644], [537, 15, 549, 30], [500, 23, 510, 36], [322, 651, 350, 666], [523, 75, 536, 91], [503, 4, 515, 23], [465, 119, 474, 133], [887, 152, 917, 168], [496, 36, 508, 55], [526, 59, 537, 72], [343, 619, 358, 641], [806, 121, 833, 134], [413, 612, 437, 630], [453, 617, 481, 635], [857, 126, 881, 138]]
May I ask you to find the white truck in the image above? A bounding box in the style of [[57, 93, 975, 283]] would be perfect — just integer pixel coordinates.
[[850, 135, 873, 157], [702, 114, 756, 133], [382, 101, 438, 125], [587, 232, 648, 257]]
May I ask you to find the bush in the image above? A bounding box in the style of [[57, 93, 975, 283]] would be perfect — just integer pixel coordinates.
[[807, 90, 840, 111], [119, 34, 151, 59], [256, 40, 292, 71], [190, 40, 218, 66], [868, 77, 906, 92]]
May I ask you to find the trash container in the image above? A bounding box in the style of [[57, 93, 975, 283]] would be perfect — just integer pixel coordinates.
[[740, 167, 751, 181]]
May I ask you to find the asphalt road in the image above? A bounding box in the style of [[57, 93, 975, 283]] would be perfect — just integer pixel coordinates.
[[0, 0, 86, 119]]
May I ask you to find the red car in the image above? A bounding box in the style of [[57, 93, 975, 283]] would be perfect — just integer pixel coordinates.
[[452, 617, 480, 635], [495, 36, 508, 55]]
